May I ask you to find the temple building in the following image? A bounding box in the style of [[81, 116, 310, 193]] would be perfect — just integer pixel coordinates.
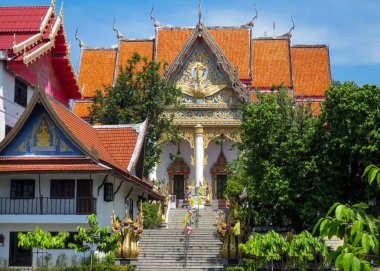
[[0, 0, 81, 141], [0, 84, 163, 267], [73, 9, 331, 204]]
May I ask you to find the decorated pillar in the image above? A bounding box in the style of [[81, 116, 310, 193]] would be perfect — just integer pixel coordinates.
[[194, 124, 204, 187]]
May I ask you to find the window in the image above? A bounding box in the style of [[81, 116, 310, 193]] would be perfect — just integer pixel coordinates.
[[50, 180, 75, 198], [14, 79, 27, 107], [103, 183, 114, 202], [11, 180, 35, 198], [5, 125, 12, 136]]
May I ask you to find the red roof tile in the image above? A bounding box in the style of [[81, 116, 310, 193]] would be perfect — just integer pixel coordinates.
[[96, 127, 138, 169], [0, 156, 107, 173], [50, 99, 123, 171], [252, 39, 291, 88], [291, 46, 331, 97], [0, 6, 49, 33]]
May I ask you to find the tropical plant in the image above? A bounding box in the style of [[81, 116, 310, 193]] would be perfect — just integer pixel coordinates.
[[239, 230, 286, 271], [18, 227, 68, 267], [313, 202, 380, 271], [89, 52, 182, 177], [141, 202, 162, 229], [286, 231, 327, 271], [69, 214, 119, 256]]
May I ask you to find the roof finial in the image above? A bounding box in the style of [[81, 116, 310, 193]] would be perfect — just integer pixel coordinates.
[[13, 33, 17, 46], [75, 27, 86, 49], [51, 0, 56, 11], [112, 19, 127, 40], [280, 16, 295, 38], [150, 5, 161, 28], [242, 7, 258, 27], [59, 1, 64, 20], [198, 0, 202, 26]]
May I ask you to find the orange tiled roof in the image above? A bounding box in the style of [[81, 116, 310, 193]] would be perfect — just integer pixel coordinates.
[[96, 127, 138, 170], [72, 101, 93, 118], [208, 28, 250, 80], [118, 40, 153, 74], [78, 49, 117, 98], [156, 28, 251, 80], [291, 46, 331, 97], [156, 28, 193, 66], [252, 39, 291, 88]]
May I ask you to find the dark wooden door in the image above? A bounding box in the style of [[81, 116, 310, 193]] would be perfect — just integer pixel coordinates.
[[9, 232, 32, 267], [216, 174, 227, 199], [76, 179, 93, 214], [173, 174, 185, 199]]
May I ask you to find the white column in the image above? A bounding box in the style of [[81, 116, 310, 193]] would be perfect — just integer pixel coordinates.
[[194, 124, 204, 187]]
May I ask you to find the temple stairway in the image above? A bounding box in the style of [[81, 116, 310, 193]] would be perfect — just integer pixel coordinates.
[[136, 203, 225, 271]]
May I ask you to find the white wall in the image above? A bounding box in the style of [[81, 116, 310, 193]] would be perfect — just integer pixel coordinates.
[[0, 172, 144, 267], [156, 139, 238, 192], [0, 62, 34, 141]]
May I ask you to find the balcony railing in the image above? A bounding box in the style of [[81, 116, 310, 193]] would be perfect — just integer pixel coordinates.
[[0, 197, 96, 215]]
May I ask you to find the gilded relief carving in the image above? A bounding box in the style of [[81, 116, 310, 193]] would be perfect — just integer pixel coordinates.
[[175, 44, 227, 99]]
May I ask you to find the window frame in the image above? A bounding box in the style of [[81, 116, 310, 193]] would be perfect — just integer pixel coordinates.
[[50, 179, 75, 199], [14, 78, 28, 108], [10, 180, 35, 199]]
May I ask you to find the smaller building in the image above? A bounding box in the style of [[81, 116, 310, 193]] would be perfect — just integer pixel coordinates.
[[0, 86, 162, 268], [0, 1, 81, 141]]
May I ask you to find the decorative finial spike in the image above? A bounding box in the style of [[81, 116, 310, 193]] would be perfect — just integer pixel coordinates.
[[198, 0, 202, 26], [112, 18, 127, 40], [13, 33, 17, 46], [242, 7, 258, 27], [74, 27, 86, 48], [150, 5, 161, 28], [279, 16, 295, 38], [51, 0, 56, 11], [59, 1, 64, 19]]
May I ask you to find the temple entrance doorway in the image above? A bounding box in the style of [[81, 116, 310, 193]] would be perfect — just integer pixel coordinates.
[[216, 174, 227, 199], [173, 174, 185, 200]]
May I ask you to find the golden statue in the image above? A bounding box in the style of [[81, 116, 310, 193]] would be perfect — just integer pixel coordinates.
[[177, 62, 226, 99], [36, 120, 51, 147], [111, 207, 143, 259]]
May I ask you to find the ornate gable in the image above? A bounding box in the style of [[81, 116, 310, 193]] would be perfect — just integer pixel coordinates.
[[165, 24, 250, 103], [1, 104, 83, 156], [173, 43, 228, 99]]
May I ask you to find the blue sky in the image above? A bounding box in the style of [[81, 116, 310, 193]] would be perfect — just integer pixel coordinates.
[[5, 0, 380, 86]]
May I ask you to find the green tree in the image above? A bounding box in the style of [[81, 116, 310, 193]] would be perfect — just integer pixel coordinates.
[[18, 227, 68, 267], [89, 52, 182, 177], [316, 82, 380, 203], [69, 214, 119, 255], [239, 230, 286, 271], [225, 88, 322, 229], [286, 231, 327, 271]]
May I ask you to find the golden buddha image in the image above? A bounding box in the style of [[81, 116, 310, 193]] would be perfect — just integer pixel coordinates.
[[36, 120, 51, 147], [178, 61, 226, 99]]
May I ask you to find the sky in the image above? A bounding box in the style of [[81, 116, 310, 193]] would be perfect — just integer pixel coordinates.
[[3, 0, 380, 86]]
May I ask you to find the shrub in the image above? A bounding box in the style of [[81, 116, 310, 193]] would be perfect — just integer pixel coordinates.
[[225, 266, 245, 271], [142, 202, 161, 229]]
